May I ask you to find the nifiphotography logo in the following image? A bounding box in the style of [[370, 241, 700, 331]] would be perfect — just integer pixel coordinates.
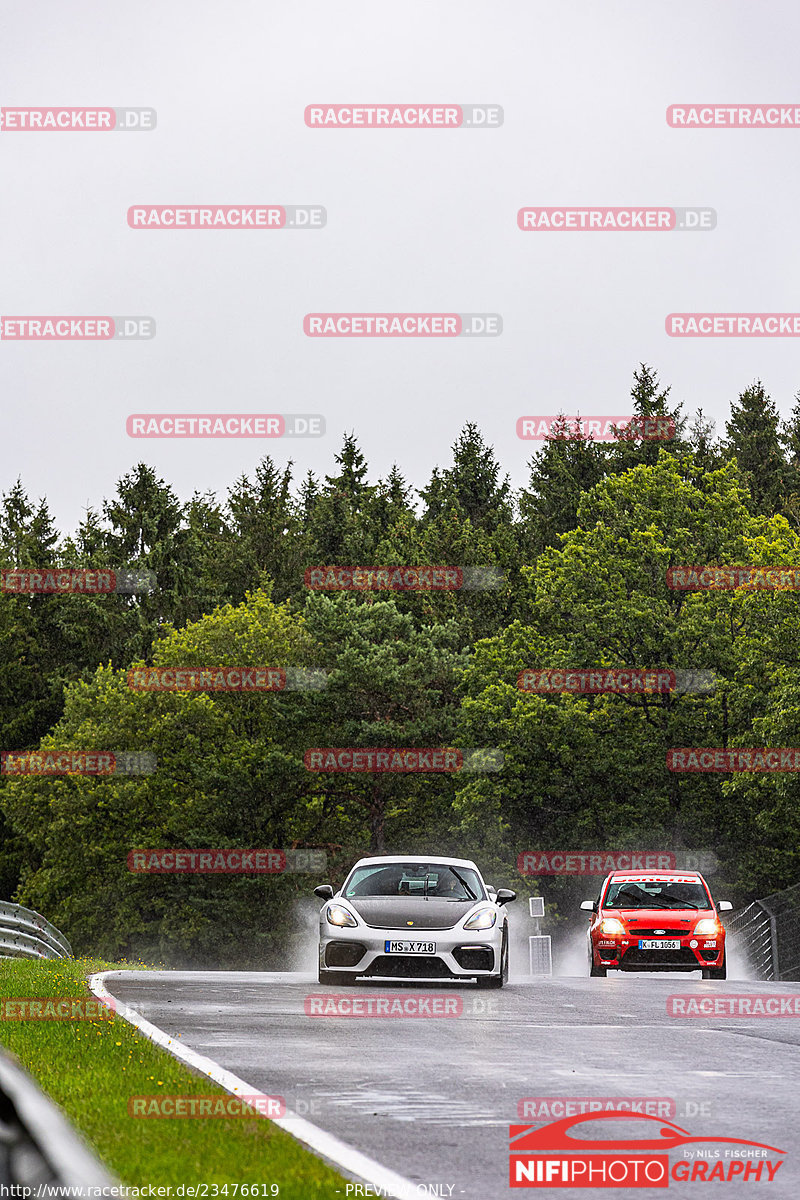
[[509, 1112, 785, 1187]]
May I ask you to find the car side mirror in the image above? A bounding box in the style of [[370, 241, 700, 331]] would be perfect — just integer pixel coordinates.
[[496, 889, 517, 905], [580, 900, 597, 912], [717, 900, 733, 911], [314, 884, 334, 900]]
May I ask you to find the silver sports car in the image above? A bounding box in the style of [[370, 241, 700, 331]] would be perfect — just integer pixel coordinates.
[[314, 854, 516, 987]]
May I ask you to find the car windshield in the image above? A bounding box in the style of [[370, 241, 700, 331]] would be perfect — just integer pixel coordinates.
[[344, 863, 484, 901], [604, 880, 711, 909]]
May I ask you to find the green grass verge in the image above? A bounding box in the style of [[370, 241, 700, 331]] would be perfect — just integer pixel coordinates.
[[0, 958, 349, 1195]]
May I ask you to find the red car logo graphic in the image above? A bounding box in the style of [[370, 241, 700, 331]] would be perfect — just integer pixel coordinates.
[[510, 1111, 785, 1154]]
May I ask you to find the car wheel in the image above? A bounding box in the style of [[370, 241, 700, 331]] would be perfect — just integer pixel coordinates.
[[589, 948, 607, 978], [479, 928, 508, 989], [702, 951, 727, 981], [318, 969, 356, 986]]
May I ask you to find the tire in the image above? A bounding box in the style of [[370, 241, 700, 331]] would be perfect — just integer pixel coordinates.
[[318, 969, 356, 986], [589, 946, 607, 977], [702, 951, 727, 981], [478, 929, 508, 989]]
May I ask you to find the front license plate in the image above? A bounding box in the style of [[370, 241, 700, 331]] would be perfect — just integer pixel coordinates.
[[639, 939, 681, 950], [385, 940, 435, 954]]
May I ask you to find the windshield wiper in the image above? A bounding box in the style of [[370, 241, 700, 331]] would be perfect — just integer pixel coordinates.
[[448, 868, 477, 900]]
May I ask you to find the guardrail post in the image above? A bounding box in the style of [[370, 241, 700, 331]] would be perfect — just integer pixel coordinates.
[[768, 912, 780, 981]]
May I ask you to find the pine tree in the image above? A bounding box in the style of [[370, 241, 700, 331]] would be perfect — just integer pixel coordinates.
[[325, 433, 370, 504], [223, 459, 297, 599], [103, 464, 183, 560], [724, 381, 785, 515], [608, 364, 687, 472], [518, 414, 608, 555], [367, 465, 416, 541], [298, 471, 320, 530], [686, 409, 723, 474], [0, 481, 59, 566], [419, 423, 512, 533], [307, 435, 376, 561], [780, 392, 800, 527]]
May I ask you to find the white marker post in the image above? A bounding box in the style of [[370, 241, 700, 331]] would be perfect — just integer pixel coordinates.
[[528, 896, 552, 976]]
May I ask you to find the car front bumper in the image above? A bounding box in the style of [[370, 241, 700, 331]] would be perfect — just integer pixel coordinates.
[[320, 920, 503, 980], [591, 933, 726, 971]]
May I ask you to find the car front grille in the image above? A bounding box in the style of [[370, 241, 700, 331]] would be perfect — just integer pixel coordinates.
[[627, 928, 689, 937], [364, 955, 453, 979], [622, 948, 698, 968]]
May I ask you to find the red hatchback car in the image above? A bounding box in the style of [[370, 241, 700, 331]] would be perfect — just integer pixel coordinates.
[[582, 870, 733, 979]]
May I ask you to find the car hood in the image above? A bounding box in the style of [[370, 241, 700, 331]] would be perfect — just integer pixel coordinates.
[[605, 907, 713, 923], [345, 897, 476, 929]]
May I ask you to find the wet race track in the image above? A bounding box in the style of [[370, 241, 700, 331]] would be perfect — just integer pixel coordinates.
[[100, 969, 800, 1199]]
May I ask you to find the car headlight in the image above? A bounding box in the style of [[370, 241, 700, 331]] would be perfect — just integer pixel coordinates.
[[599, 918, 625, 936], [326, 904, 357, 928], [464, 907, 497, 930], [693, 918, 719, 936]]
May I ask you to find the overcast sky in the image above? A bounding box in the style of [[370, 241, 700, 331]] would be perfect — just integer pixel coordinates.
[[1, 0, 798, 534]]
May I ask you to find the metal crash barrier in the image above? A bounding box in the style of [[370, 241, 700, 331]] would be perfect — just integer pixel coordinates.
[[0, 902, 72, 961]]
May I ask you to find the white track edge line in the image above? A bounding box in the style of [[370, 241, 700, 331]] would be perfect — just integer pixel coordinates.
[[89, 971, 420, 1200]]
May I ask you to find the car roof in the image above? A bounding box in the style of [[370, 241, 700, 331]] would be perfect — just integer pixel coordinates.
[[606, 870, 704, 882], [349, 855, 481, 871]]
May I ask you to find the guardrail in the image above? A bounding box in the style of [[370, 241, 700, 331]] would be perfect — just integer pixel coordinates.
[[0, 901, 72, 960], [758, 882, 800, 981], [0, 1044, 116, 1190], [727, 901, 776, 979], [726, 881, 800, 981]]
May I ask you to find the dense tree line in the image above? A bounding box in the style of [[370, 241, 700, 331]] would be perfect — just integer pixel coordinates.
[[2, 365, 800, 964]]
